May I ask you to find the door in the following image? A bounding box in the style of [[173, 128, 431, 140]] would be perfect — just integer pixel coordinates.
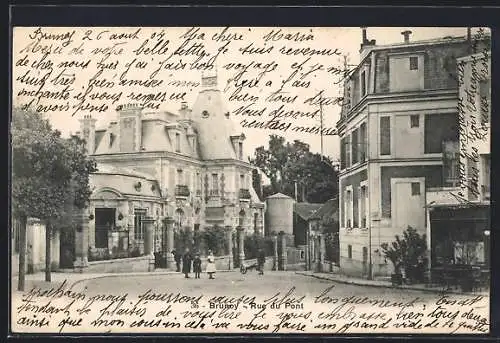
[[391, 178, 425, 231], [95, 208, 116, 249]]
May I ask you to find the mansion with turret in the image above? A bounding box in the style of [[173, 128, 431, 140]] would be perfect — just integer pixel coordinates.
[[71, 74, 264, 266]]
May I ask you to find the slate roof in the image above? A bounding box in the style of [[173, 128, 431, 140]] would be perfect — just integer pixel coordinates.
[[294, 203, 323, 221], [313, 198, 339, 222]]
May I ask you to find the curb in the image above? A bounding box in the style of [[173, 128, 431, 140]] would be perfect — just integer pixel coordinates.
[[295, 271, 487, 296], [12, 269, 237, 290], [63, 269, 238, 287]]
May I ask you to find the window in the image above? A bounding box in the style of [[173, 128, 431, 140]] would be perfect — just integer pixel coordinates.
[[238, 142, 243, 159], [380, 117, 391, 155], [345, 187, 353, 228], [175, 132, 181, 152], [443, 140, 459, 187], [348, 245, 352, 259], [239, 210, 245, 227], [240, 174, 245, 188], [361, 70, 367, 96], [177, 169, 184, 185], [410, 115, 419, 128], [411, 182, 421, 196], [340, 138, 346, 170], [352, 129, 358, 164], [175, 208, 184, 230], [409, 56, 419, 70], [196, 172, 201, 195], [360, 123, 367, 161], [211, 173, 219, 196], [345, 135, 352, 168], [134, 209, 147, 240], [424, 113, 459, 154], [360, 185, 368, 228]]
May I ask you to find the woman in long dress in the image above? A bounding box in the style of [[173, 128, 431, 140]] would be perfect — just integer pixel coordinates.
[[206, 250, 216, 279]]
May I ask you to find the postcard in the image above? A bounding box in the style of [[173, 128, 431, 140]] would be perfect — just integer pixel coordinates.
[[10, 26, 491, 334]]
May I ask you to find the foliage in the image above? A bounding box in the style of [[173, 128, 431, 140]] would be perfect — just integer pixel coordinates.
[[11, 108, 97, 224], [12, 107, 96, 285], [250, 135, 338, 203], [381, 226, 427, 277], [201, 225, 227, 256], [244, 234, 274, 260]]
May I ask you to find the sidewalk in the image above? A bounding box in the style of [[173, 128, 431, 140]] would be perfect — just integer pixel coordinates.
[[296, 271, 489, 296]]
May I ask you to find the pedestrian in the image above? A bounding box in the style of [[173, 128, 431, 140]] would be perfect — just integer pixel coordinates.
[[257, 248, 266, 275], [172, 249, 181, 272], [193, 253, 202, 279], [206, 250, 216, 279], [182, 248, 193, 278]]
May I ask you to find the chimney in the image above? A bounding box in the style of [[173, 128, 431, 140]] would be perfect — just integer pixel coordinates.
[[359, 27, 376, 59], [361, 27, 368, 44], [401, 30, 412, 43]]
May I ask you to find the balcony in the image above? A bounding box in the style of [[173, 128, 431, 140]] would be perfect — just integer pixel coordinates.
[[209, 189, 220, 197], [239, 188, 252, 201], [175, 185, 190, 198]]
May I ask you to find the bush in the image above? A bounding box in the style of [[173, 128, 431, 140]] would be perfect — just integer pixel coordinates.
[[201, 225, 227, 256], [381, 226, 427, 283], [244, 234, 273, 260]]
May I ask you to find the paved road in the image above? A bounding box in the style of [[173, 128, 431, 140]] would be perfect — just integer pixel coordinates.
[[80, 271, 439, 302]]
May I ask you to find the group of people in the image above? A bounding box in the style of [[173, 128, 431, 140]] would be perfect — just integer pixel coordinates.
[[172, 248, 216, 279]]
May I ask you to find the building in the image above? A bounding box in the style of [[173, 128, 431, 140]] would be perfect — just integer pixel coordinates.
[[336, 28, 490, 278], [11, 218, 60, 275], [70, 73, 265, 268], [294, 199, 339, 271], [426, 50, 490, 274]]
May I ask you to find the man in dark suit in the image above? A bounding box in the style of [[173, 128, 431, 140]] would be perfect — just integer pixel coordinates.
[[182, 248, 193, 278], [172, 250, 181, 272]]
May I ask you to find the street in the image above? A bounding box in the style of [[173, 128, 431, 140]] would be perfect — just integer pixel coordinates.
[[79, 271, 439, 301]]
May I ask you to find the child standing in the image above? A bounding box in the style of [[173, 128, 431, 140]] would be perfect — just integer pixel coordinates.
[[193, 253, 202, 279], [206, 250, 216, 279]]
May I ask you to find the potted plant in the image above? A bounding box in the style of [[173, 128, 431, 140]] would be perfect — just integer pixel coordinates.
[[382, 226, 428, 286], [381, 234, 407, 286]]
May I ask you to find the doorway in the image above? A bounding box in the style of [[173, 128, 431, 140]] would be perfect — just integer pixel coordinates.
[[95, 208, 116, 249]]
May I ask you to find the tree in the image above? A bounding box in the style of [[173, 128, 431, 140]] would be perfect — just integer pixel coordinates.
[[250, 135, 338, 203], [11, 108, 96, 289], [381, 226, 427, 284]]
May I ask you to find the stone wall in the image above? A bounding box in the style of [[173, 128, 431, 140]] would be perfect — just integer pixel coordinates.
[[86, 255, 151, 273]]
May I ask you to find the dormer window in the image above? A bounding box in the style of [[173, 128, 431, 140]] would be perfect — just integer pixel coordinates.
[[409, 56, 419, 70], [202, 110, 209, 118], [175, 132, 180, 152], [238, 142, 243, 159]]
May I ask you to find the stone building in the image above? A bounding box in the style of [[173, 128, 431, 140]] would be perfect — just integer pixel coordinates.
[[71, 74, 264, 269], [426, 49, 490, 275], [336, 28, 490, 278]]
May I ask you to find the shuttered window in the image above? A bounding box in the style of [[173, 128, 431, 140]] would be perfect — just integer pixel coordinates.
[[380, 117, 391, 155]]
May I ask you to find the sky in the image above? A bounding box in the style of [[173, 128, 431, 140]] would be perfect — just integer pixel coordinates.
[[12, 26, 478, 162]]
